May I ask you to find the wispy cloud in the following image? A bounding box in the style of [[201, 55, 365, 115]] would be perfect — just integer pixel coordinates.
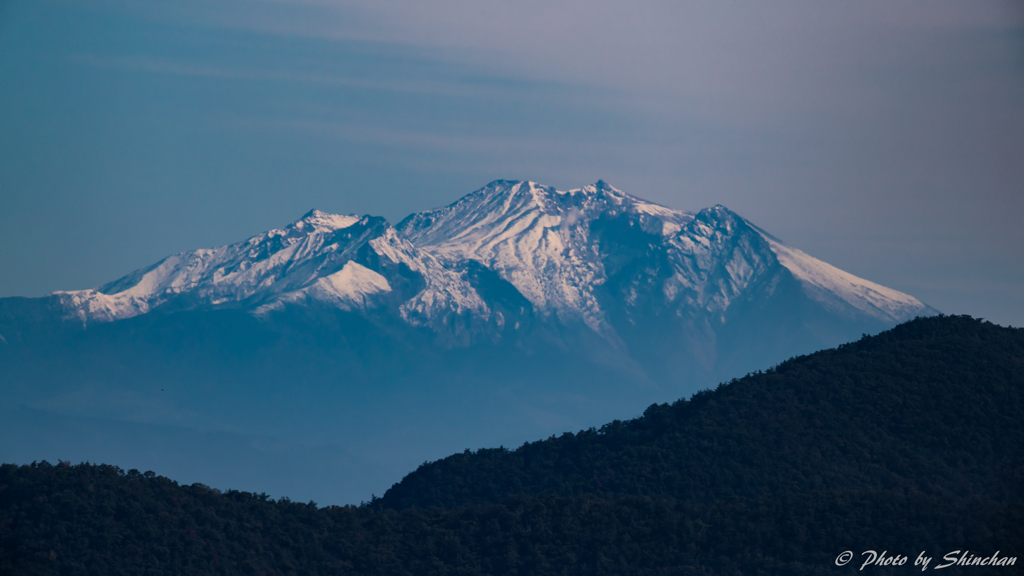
[[88, 0, 1024, 94], [72, 53, 545, 99]]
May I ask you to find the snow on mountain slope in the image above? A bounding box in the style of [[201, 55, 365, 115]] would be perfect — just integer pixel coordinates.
[[763, 236, 931, 322], [57, 209, 375, 322], [662, 205, 934, 322], [397, 180, 693, 332], [57, 210, 489, 332], [52, 179, 933, 342], [366, 227, 489, 330], [658, 205, 779, 319], [259, 261, 393, 312], [400, 180, 934, 330]]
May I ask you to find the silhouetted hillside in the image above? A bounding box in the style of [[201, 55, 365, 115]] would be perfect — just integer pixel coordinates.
[[1, 315, 1021, 575], [381, 315, 1024, 509]]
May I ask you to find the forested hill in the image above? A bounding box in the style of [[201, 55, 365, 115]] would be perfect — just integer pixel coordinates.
[[1, 315, 1022, 575], [381, 315, 1024, 509]]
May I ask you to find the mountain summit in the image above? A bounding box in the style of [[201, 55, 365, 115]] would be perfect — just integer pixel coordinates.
[[0, 180, 937, 503], [51, 179, 933, 347], [398, 181, 929, 340]]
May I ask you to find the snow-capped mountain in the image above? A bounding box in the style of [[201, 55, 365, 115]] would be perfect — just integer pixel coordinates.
[[397, 180, 932, 337], [11, 178, 936, 377], [56, 210, 375, 322], [47, 179, 933, 353], [397, 180, 694, 335], [54, 209, 492, 341], [0, 179, 939, 506]]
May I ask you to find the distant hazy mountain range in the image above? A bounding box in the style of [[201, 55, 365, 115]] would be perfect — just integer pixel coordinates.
[[0, 180, 936, 504]]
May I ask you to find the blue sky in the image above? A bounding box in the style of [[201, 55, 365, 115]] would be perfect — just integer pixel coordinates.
[[2, 0, 1023, 325]]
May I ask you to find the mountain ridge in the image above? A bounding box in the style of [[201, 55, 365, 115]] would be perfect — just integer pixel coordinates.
[[38, 179, 935, 342], [0, 179, 941, 504]]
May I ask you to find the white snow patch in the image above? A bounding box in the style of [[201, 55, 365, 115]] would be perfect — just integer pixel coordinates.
[[55, 289, 152, 323], [299, 261, 391, 307], [301, 210, 361, 232], [766, 237, 929, 322]]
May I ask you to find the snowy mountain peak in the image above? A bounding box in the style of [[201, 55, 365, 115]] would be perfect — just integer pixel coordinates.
[[44, 179, 935, 353], [674, 204, 932, 323], [399, 180, 693, 244], [57, 212, 394, 323], [295, 209, 362, 233], [397, 181, 699, 330], [399, 180, 934, 333], [684, 204, 747, 235]]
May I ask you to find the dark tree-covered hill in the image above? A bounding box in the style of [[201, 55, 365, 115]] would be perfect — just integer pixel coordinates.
[[381, 315, 1024, 510], [1, 315, 1021, 575]]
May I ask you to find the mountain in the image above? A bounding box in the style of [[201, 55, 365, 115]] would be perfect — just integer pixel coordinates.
[[0, 180, 937, 504], [397, 180, 934, 378], [51, 210, 492, 345], [379, 315, 1023, 510], [2, 316, 1020, 575], [43, 179, 934, 371], [398, 180, 924, 330]]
